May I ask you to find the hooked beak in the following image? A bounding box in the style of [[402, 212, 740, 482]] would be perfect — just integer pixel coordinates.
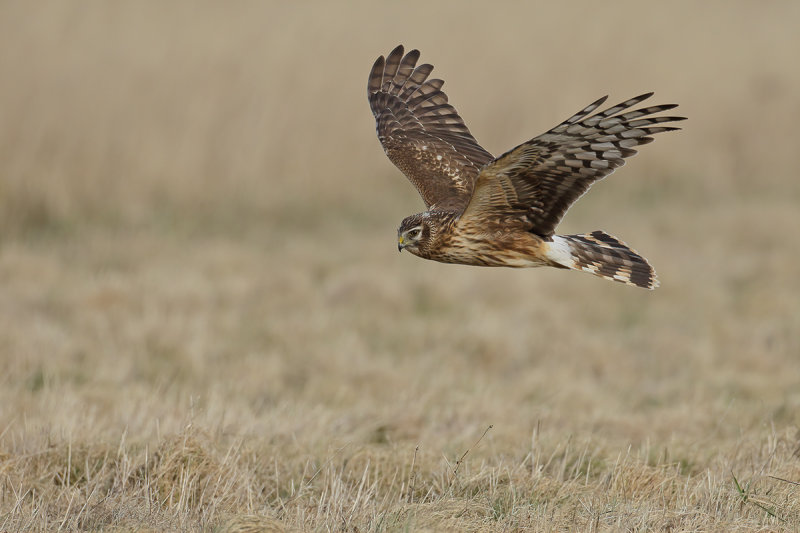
[[397, 236, 404, 252]]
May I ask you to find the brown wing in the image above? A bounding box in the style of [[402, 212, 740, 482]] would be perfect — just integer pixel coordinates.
[[368, 45, 493, 212], [461, 93, 686, 235]]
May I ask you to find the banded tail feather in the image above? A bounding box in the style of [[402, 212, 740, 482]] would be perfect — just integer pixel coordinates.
[[546, 231, 658, 289]]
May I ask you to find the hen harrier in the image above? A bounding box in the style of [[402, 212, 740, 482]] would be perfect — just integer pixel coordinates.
[[367, 45, 684, 289]]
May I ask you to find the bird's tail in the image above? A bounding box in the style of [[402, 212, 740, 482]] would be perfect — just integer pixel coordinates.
[[546, 231, 658, 289]]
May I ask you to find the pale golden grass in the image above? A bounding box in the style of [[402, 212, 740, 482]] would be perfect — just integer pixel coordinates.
[[2, 1, 800, 531]]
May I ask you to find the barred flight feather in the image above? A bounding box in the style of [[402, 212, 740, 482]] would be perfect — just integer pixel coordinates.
[[549, 232, 658, 289]]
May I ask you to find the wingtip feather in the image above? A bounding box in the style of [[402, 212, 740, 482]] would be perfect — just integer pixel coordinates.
[[367, 55, 385, 95]]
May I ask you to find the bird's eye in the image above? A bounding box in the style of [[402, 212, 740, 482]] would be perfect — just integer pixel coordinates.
[[408, 228, 421, 239]]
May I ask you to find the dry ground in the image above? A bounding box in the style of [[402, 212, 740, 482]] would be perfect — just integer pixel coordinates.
[[2, 2, 800, 531]]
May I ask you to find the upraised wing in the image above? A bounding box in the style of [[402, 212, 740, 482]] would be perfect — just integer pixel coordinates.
[[461, 93, 685, 235], [368, 45, 493, 212]]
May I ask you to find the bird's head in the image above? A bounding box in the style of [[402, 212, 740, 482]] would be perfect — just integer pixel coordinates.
[[397, 213, 430, 255]]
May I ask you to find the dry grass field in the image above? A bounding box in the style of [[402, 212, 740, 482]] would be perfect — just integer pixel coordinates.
[[2, 2, 800, 531]]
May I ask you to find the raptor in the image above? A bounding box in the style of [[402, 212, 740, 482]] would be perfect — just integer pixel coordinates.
[[368, 45, 684, 289]]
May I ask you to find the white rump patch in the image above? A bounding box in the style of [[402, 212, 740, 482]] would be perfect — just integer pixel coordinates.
[[546, 236, 576, 268]]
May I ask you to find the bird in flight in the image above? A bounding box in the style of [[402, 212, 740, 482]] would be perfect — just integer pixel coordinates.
[[367, 45, 684, 289]]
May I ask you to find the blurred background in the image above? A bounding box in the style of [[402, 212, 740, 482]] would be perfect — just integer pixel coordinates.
[[1, 1, 799, 527], [2, 2, 798, 236], [0, 0, 800, 530]]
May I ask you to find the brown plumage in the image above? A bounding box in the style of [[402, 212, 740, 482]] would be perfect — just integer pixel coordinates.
[[368, 45, 685, 289]]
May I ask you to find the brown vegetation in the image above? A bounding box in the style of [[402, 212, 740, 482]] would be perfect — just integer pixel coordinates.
[[1, 2, 800, 531]]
